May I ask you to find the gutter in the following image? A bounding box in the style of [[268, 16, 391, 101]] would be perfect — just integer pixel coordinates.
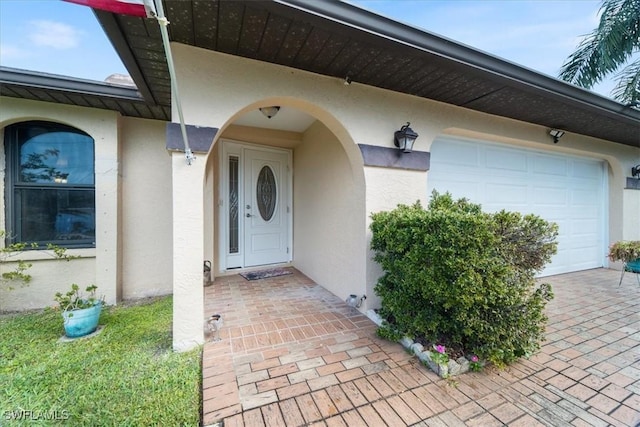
[[0, 66, 144, 102]]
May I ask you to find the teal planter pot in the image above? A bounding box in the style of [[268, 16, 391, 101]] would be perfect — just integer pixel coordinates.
[[62, 303, 102, 338], [626, 258, 640, 273], [619, 258, 640, 286]]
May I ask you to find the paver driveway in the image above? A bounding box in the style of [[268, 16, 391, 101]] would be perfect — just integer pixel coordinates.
[[202, 268, 640, 426]]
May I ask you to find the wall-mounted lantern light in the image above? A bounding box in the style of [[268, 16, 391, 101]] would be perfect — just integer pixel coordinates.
[[632, 165, 640, 179], [259, 106, 280, 119], [549, 129, 565, 143], [394, 122, 419, 153]]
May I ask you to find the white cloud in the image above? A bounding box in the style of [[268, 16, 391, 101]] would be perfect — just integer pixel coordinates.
[[0, 43, 30, 60], [28, 20, 81, 49]]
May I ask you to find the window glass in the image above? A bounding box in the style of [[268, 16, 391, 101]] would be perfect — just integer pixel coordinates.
[[257, 165, 277, 221], [19, 127, 94, 184], [17, 189, 95, 242], [5, 121, 95, 247], [229, 156, 239, 254]]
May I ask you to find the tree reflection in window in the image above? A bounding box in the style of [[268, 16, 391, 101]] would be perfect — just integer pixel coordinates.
[[19, 126, 94, 185], [20, 148, 62, 182]]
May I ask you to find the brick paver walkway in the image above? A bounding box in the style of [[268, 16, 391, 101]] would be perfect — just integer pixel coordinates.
[[202, 268, 640, 426]]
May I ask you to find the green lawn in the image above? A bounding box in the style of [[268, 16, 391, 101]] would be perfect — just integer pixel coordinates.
[[0, 296, 201, 426]]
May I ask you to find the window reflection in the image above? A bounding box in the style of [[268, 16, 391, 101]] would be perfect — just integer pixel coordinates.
[[5, 121, 96, 247], [19, 127, 94, 185]]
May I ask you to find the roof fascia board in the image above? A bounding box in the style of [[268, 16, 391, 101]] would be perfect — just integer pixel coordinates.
[[93, 9, 158, 105], [0, 66, 144, 101], [274, 0, 640, 123]]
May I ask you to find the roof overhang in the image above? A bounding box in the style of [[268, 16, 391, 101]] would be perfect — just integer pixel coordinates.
[[0, 67, 170, 121], [2, 0, 638, 147]]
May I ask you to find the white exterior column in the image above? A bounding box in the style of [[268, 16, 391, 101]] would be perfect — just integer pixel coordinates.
[[171, 151, 206, 351]]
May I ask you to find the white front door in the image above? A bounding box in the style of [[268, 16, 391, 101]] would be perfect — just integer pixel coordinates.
[[244, 148, 289, 266], [221, 142, 291, 270]]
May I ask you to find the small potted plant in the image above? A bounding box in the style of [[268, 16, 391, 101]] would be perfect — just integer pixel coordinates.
[[609, 240, 640, 264], [54, 284, 104, 338], [608, 240, 640, 285]]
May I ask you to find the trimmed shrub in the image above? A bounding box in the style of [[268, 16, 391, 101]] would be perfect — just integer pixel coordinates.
[[371, 192, 558, 366]]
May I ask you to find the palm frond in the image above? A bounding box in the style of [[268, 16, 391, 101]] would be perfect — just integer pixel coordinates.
[[611, 57, 640, 104], [559, 0, 640, 89]]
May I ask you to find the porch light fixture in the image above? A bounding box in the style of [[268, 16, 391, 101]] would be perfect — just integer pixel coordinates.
[[549, 129, 565, 143], [259, 106, 280, 119], [632, 165, 640, 179], [394, 122, 419, 153]]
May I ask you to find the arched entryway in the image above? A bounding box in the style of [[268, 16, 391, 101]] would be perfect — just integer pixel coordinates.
[[202, 99, 368, 323]]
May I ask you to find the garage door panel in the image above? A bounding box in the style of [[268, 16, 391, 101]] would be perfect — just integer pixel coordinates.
[[534, 187, 567, 205], [534, 180, 571, 190], [573, 159, 603, 178], [554, 221, 569, 236], [429, 138, 605, 276], [485, 149, 528, 171], [569, 247, 601, 266], [437, 141, 479, 166], [547, 251, 568, 275], [568, 259, 600, 271], [485, 183, 528, 204], [436, 178, 482, 201], [534, 155, 569, 176], [569, 207, 599, 220], [571, 224, 600, 237], [572, 189, 600, 206]]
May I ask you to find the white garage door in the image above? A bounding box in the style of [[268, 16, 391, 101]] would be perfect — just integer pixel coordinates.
[[428, 137, 606, 276]]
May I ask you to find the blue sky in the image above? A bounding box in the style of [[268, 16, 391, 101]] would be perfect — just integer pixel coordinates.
[[0, 0, 616, 98]]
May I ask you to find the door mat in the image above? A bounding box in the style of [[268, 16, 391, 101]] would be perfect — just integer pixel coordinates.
[[240, 268, 293, 281]]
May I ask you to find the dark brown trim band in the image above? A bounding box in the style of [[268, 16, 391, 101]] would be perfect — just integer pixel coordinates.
[[626, 177, 640, 190], [358, 144, 430, 171], [166, 123, 218, 153]]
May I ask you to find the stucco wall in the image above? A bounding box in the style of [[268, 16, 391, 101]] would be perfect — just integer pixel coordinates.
[[172, 44, 638, 315], [203, 145, 216, 277], [294, 121, 366, 302], [120, 117, 173, 299], [0, 255, 96, 312], [363, 167, 430, 309], [0, 99, 174, 311], [171, 151, 206, 350], [623, 189, 640, 240]]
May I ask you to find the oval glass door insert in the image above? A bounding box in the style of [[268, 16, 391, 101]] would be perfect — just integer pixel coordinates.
[[257, 165, 277, 221]]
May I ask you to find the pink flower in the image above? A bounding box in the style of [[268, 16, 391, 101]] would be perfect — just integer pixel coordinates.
[[435, 345, 446, 354], [471, 355, 479, 362]]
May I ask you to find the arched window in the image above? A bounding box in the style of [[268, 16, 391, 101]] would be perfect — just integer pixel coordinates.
[[4, 121, 95, 247]]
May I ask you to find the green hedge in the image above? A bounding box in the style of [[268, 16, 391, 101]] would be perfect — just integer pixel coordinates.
[[371, 192, 558, 366]]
